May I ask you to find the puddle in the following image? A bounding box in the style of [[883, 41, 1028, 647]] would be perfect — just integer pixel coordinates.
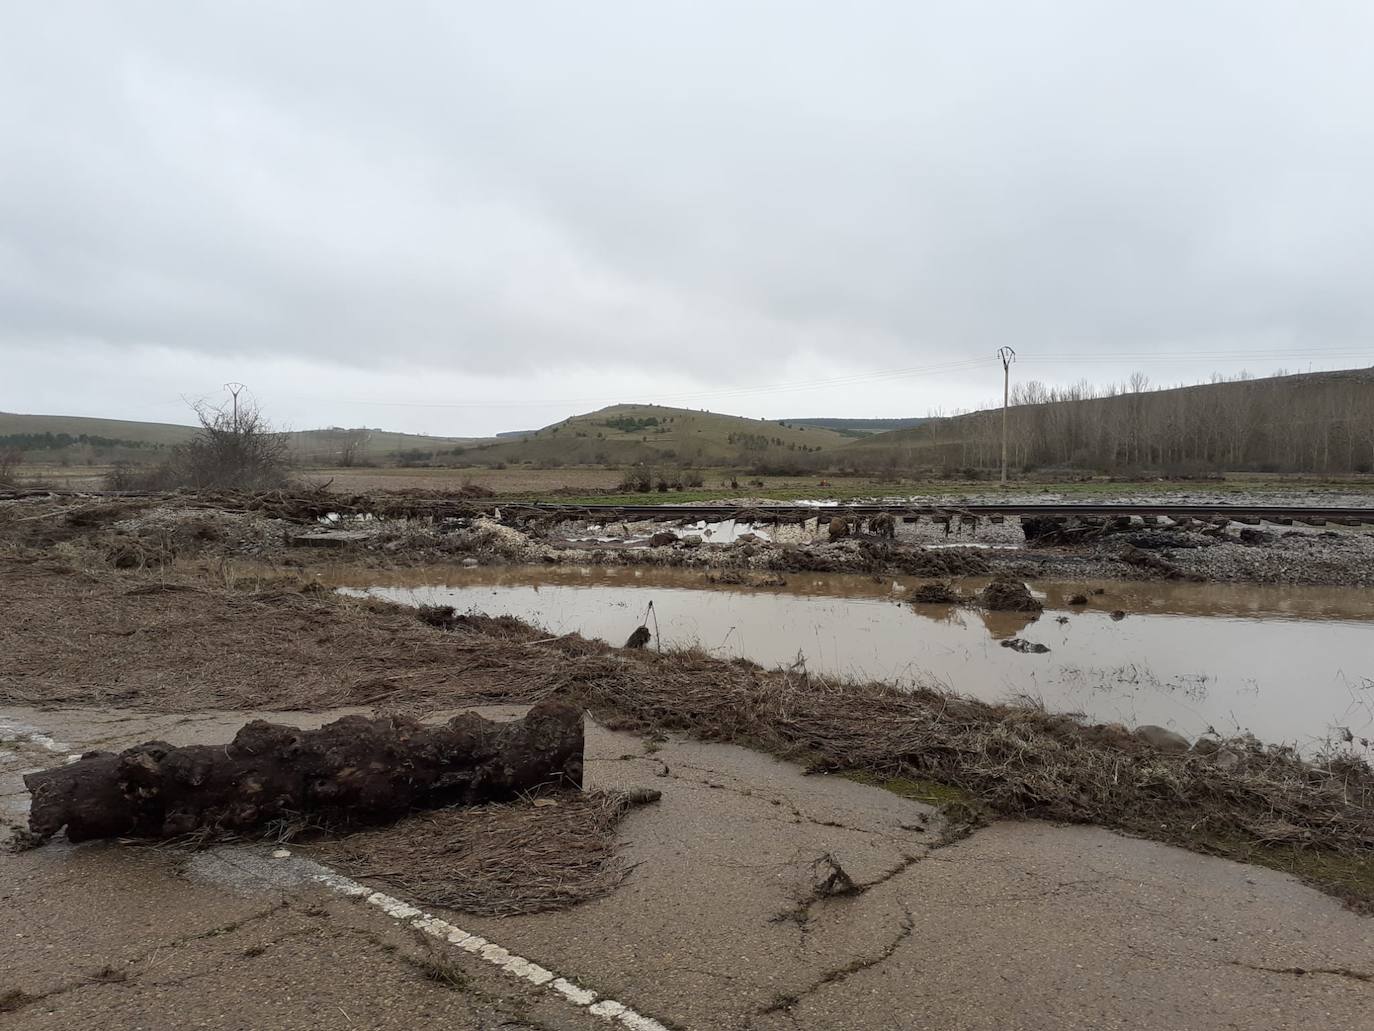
[[337, 566, 1374, 752]]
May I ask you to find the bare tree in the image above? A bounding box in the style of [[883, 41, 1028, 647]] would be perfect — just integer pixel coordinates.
[[338, 430, 371, 468], [105, 394, 292, 490]]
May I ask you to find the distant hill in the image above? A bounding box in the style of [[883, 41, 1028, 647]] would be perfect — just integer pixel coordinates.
[[0, 412, 475, 466], [0, 412, 198, 448], [839, 366, 1374, 475], [459, 403, 853, 468]]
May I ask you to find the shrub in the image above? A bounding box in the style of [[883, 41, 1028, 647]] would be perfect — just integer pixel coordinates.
[[618, 467, 654, 492], [104, 398, 292, 491], [0, 447, 22, 485]]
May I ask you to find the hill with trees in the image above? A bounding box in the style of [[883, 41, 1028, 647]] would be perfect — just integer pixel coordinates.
[[458, 404, 852, 469], [839, 367, 1374, 475]]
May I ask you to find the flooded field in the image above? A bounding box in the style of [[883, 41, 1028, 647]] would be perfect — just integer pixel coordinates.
[[337, 566, 1374, 753]]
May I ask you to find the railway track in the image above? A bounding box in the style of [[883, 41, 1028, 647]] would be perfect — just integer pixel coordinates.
[[4, 489, 1374, 525], [502, 502, 1374, 526]]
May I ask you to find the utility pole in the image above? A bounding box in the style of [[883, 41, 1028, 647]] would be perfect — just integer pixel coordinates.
[[997, 348, 1016, 486], [224, 382, 245, 431]]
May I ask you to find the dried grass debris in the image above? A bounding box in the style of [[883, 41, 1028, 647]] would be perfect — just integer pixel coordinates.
[[306, 790, 641, 916]]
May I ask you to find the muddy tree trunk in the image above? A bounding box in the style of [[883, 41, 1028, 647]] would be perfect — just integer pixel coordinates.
[[24, 700, 583, 843]]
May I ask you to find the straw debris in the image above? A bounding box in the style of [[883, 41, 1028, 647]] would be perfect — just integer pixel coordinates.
[[306, 790, 641, 916]]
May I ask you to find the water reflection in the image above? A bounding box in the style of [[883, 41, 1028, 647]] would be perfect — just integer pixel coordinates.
[[330, 564, 1374, 753]]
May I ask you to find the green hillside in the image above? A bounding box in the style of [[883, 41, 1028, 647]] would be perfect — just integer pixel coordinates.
[[0, 412, 198, 447], [464, 404, 853, 467], [0, 412, 474, 465]]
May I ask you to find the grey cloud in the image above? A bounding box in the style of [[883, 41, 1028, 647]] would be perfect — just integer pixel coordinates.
[[3, 1, 1373, 429]]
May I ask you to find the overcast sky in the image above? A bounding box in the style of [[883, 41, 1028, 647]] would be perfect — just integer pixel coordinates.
[[3, 2, 1373, 437]]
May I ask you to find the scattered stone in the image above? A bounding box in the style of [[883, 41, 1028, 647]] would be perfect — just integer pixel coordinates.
[[1000, 638, 1050, 653], [1213, 747, 1242, 770], [1134, 724, 1190, 753], [1119, 545, 1203, 581], [1193, 736, 1222, 756]]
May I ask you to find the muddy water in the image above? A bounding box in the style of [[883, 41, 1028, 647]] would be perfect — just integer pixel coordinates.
[[336, 566, 1374, 752]]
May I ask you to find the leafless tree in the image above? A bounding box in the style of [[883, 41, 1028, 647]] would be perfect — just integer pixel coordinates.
[[338, 431, 371, 468], [105, 395, 292, 490]]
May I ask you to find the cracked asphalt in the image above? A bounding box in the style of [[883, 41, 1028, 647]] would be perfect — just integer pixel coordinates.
[[3, 706, 1371, 1030]]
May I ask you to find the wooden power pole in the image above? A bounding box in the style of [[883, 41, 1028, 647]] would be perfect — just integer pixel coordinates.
[[997, 347, 1016, 485]]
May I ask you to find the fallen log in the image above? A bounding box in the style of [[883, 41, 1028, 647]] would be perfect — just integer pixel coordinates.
[[24, 700, 584, 844]]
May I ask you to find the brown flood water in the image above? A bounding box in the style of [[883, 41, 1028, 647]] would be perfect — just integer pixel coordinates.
[[334, 565, 1374, 753]]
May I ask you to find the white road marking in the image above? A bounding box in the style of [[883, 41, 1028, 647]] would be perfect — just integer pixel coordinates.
[[8, 719, 673, 1031], [314, 853, 671, 1027], [0, 719, 71, 754]]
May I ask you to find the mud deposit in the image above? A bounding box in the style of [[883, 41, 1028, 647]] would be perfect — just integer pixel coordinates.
[[341, 566, 1374, 752]]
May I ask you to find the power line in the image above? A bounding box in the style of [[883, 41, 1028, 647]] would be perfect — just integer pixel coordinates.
[[224, 346, 1369, 416]]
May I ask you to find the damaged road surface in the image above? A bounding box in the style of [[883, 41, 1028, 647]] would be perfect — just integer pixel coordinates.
[[3, 706, 1370, 1030]]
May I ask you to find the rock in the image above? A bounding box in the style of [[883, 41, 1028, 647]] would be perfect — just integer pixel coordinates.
[[680, 535, 703, 548], [828, 516, 850, 541], [1213, 747, 1242, 770], [1000, 638, 1050, 653], [1068, 593, 1089, 605], [1192, 736, 1222, 756], [461, 557, 479, 567], [1134, 724, 1190, 753], [1238, 527, 1274, 546], [1110, 610, 1127, 621], [649, 531, 677, 548]]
